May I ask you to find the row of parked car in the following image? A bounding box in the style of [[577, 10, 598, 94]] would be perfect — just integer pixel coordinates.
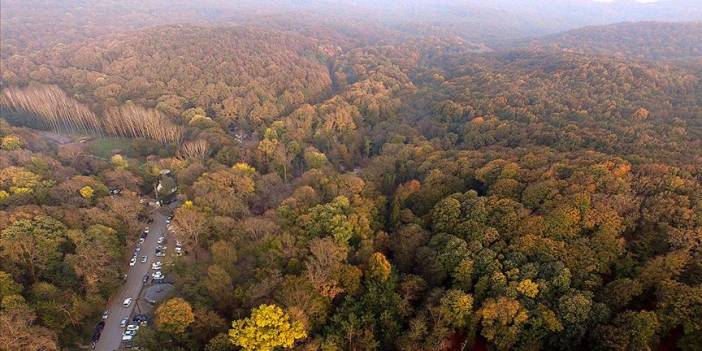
[[121, 313, 149, 342], [94, 210, 179, 348]]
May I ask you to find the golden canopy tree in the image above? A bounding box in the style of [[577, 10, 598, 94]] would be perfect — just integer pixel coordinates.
[[155, 298, 195, 335], [228, 304, 307, 351]]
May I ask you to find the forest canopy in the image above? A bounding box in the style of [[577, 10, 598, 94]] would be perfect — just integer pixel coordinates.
[[1, 1, 701, 351]]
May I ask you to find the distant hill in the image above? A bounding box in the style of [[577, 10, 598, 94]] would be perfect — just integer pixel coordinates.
[[1, 25, 333, 127], [523, 22, 702, 61]]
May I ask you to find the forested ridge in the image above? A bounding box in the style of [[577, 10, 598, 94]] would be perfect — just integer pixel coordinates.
[[1, 4, 702, 351], [522, 21, 702, 61]]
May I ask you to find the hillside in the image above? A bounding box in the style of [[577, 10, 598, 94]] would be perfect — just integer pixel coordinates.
[[523, 21, 702, 61], [2, 4, 702, 351], [1, 25, 333, 129]]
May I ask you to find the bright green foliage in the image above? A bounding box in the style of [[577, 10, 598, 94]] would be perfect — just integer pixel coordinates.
[[229, 304, 307, 351], [297, 196, 354, 244]]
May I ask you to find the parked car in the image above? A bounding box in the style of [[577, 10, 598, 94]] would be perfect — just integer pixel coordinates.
[[141, 255, 148, 263], [151, 261, 162, 270], [143, 274, 149, 283], [152, 271, 163, 279], [122, 298, 133, 307], [120, 318, 129, 328], [133, 314, 149, 325], [122, 330, 136, 341], [101, 310, 109, 320], [126, 324, 139, 332], [129, 256, 137, 266], [157, 236, 165, 244], [138, 237, 145, 244], [175, 247, 183, 256]]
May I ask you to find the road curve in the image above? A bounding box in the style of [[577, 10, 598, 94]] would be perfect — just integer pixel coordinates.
[[94, 208, 168, 351]]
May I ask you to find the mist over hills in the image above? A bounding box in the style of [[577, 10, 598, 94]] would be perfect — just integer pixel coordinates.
[[2, 2, 702, 351], [521, 21, 702, 60]]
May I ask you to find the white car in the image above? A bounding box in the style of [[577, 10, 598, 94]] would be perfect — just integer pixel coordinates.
[[157, 236, 165, 244], [176, 240, 182, 247], [126, 324, 139, 332], [129, 257, 137, 266], [122, 330, 136, 341], [165, 219, 171, 224], [151, 262, 162, 270], [175, 247, 183, 256], [102, 310, 109, 320], [152, 271, 163, 279], [122, 298, 133, 307], [120, 318, 129, 328], [141, 255, 148, 263], [138, 237, 145, 244]]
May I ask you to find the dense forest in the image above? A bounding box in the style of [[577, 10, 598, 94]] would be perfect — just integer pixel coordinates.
[[522, 22, 702, 61], [1, 1, 701, 351]]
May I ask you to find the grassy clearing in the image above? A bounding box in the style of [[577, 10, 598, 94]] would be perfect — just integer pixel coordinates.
[[87, 137, 136, 158]]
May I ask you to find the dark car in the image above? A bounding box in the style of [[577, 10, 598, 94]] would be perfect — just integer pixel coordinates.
[[133, 314, 149, 325], [142, 274, 149, 283]]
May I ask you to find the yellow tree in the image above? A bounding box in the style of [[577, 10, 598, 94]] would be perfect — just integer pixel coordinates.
[[155, 298, 195, 334], [367, 252, 392, 282], [110, 154, 128, 169], [1, 135, 24, 150], [79, 186, 94, 200], [229, 304, 306, 351]]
